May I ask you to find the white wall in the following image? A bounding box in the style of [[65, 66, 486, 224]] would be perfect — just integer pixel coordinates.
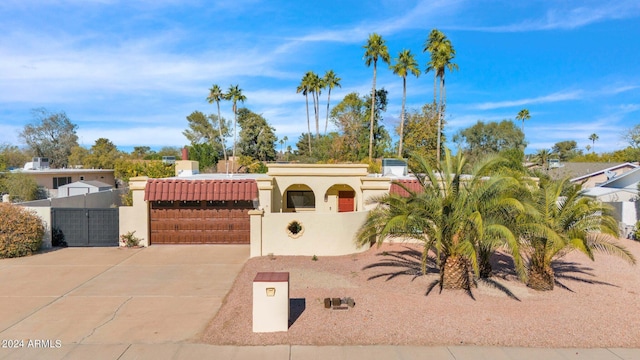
[[23, 206, 52, 248]]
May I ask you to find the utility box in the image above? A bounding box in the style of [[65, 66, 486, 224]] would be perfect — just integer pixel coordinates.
[[252, 272, 289, 332]]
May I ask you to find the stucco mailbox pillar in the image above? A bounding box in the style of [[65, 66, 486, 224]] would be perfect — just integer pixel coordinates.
[[252, 272, 289, 332]]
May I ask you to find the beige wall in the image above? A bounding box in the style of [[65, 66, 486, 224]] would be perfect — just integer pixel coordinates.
[[118, 177, 149, 247], [576, 165, 637, 189], [253, 211, 371, 257], [27, 170, 116, 190], [23, 206, 52, 248]]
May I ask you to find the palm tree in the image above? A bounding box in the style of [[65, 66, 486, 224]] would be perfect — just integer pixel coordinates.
[[424, 29, 458, 163], [224, 85, 246, 174], [283, 135, 288, 160], [522, 179, 636, 291], [390, 49, 420, 158], [357, 150, 527, 292], [297, 73, 313, 154], [516, 109, 531, 133], [323, 70, 341, 135], [588, 133, 599, 152], [307, 72, 323, 138], [533, 149, 551, 171], [363, 33, 390, 163], [206, 84, 227, 170]]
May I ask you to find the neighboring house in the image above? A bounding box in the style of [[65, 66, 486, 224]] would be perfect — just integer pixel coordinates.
[[569, 162, 639, 188], [57, 180, 114, 198]]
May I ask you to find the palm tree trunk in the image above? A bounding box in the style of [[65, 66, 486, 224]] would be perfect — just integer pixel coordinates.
[[398, 76, 406, 157], [216, 101, 227, 165], [305, 94, 312, 154], [436, 74, 444, 163], [314, 91, 320, 138], [441, 255, 471, 290], [527, 262, 555, 291], [369, 61, 377, 163], [232, 104, 237, 175], [325, 89, 332, 135]]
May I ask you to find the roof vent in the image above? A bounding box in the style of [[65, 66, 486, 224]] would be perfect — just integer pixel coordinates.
[[604, 170, 616, 180]]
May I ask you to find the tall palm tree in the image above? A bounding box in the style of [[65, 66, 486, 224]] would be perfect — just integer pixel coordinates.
[[516, 109, 531, 133], [522, 179, 635, 291], [588, 133, 599, 152], [424, 29, 457, 163], [323, 70, 341, 135], [307, 72, 323, 138], [390, 49, 420, 158], [297, 73, 313, 154], [356, 150, 527, 292], [224, 85, 246, 174], [363, 33, 390, 163], [206, 84, 227, 169]]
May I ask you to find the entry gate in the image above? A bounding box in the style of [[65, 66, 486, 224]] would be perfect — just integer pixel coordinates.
[[51, 208, 119, 247]]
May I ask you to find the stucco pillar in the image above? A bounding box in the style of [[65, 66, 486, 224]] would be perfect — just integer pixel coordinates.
[[249, 209, 264, 257], [119, 176, 150, 247]]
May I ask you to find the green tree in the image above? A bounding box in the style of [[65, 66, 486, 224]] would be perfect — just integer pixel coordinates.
[[308, 72, 323, 138], [0, 144, 30, 170], [516, 109, 531, 133], [623, 124, 640, 150], [523, 179, 636, 291], [236, 108, 277, 162], [363, 33, 390, 162], [453, 120, 526, 162], [0, 172, 40, 202], [182, 110, 228, 160], [357, 150, 526, 292], [424, 29, 458, 162], [588, 133, 599, 152], [224, 85, 247, 174], [398, 103, 439, 166], [207, 84, 228, 164], [130, 146, 152, 159], [297, 72, 313, 153], [533, 149, 552, 170], [390, 49, 421, 157], [83, 138, 121, 169], [322, 70, 341, 135], [552, 140, 581, 161], [187, 142, 217, 172], [19, 108, 79, 168]]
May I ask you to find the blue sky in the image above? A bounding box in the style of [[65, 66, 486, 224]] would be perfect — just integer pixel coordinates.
[[1, 0, 639, 155]]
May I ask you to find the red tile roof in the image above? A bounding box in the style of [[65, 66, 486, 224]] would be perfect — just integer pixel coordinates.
[[389, 179, 423, 197], [144, 179, 258, 202]]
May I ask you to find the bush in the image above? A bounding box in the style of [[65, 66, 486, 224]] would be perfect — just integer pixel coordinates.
[[120, 231, 141, 247], [0, 203, 44, 258]]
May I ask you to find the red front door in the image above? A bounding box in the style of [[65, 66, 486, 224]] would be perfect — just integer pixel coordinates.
[[338, 191, 355, 212]]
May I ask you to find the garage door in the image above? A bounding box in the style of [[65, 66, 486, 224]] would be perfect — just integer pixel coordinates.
[[150, 204, 250, 244], [145, 179, 258, 245]]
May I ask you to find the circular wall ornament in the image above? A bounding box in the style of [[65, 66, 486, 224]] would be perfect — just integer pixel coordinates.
[[286, 220, 304, 239]]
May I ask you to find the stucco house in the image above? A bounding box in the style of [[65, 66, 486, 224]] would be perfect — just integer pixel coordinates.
[[120, 161, 398, 257]]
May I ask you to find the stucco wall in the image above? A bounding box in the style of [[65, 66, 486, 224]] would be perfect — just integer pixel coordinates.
[[254, 211, 371, 257], [23, 206, 52, 248], [118, 177, 149, 247]]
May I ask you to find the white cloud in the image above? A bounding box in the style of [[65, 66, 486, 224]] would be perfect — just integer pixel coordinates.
[[472, 90, 583, 111]]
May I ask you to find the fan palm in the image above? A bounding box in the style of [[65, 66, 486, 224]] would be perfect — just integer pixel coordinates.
[[363, 33, 390, 163], [297, 73, 313, 153], [588, 133, 599, 152], [357, 150, 527, 292], [224, 85, 246, 174], [424, 29, 458, 163], [522, 179, 636, 291], [390, 49, 420, 158], [516, 109, 531, 133], [323, 70, 341, 135], [206, 84, 227, 167]]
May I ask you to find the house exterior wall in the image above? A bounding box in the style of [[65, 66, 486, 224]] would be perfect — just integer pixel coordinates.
[[118, 177, 150, 247], [23, 169, 116, 198]]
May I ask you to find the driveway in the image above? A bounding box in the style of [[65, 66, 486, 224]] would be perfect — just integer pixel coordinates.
[[0, 245, 248, 359]]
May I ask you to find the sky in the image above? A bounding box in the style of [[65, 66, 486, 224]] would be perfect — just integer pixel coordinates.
[[1, 0, 639, 155]]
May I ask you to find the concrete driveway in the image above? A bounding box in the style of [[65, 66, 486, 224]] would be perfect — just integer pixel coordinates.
[[0, 245, 248, 359]]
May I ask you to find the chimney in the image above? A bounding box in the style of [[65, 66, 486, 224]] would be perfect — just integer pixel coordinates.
[[181, 147, 189, 161]]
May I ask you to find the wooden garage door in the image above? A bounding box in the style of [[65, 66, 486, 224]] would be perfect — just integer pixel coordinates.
[[150, 203, 251, 244]]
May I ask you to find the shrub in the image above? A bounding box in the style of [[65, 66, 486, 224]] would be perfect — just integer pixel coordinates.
[[120, 231, 141, 247], [0, 203, 44, 258]]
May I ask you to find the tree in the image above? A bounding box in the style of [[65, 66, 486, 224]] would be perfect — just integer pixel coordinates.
[[308, 72, 323, 138], [182, 110, 228, 160], [0, 144, 30, 170], [207, 84, 228, 164], [297, 73, 313, 154], [130, 146, 152, 160], [398, 103, 439, 166], [224, 85, 247, 173], [83, 138, 121, 169], [523, 179, 636, 291], [623, 124, 640, 150], [424, 29, 458, 162], [236, 108, 277, 162], [187, 142, 217, 172], [588, 133, 599, 152], [453, 120, 526, 162], [0, 172, 40, 202], [356, 150, 526, 292], [533, 149, 552, 171], [552, 140, 581, 161], [390, 49, 421, 157], [19, 108, 79, 168], [323, 70, 341, 135], [363, 33, 390, 162], [516, 109, 531, 133]]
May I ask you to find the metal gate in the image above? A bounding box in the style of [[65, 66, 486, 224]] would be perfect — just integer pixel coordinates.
[[51, 208, 119, 247]]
